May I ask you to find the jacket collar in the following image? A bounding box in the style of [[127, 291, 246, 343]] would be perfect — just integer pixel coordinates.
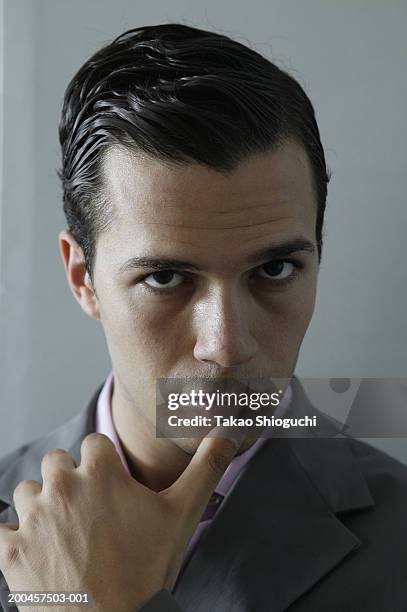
[[285, 376, 374, 513], [0, 384, 101, 508]]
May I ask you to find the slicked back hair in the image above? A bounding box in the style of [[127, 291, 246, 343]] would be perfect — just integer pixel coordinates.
[[58, 23, 330, 281]]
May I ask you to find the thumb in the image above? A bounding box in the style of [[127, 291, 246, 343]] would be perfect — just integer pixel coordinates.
[[168, 428, 244, 526]]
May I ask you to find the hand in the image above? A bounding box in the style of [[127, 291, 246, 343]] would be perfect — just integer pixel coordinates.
[[0, 431, 241, 612]]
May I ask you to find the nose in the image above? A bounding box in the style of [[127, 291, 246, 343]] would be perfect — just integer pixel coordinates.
[[192, 284, 259, 368]]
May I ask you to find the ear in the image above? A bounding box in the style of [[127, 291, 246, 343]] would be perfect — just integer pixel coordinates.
[[58, 229, 100, 321]]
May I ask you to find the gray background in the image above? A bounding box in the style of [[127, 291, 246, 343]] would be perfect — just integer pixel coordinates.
[[0, 0, 406, 461]]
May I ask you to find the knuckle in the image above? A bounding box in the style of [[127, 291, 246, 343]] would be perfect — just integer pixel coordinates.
[[84, 432, 113, 447], [81, 434, 116, 477], [43, 448, 69, 461], [206, 445, 234, 478], [13, 479, 38, 504], [5, 543, 20, 568], [205, 438, 237, 478], [84, 432, 101, 443], [13, 479, 30, 497]]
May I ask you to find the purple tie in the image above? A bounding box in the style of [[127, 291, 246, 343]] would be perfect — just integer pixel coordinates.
[[200, 492, 223, 521]]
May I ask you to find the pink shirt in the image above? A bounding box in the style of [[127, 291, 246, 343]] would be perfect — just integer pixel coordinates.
[[95, 372, 292, 569]]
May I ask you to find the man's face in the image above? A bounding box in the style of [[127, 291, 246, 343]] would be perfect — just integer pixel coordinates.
[[83, 138, 319, 453]]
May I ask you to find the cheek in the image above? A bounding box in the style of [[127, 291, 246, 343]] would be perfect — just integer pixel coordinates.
[[100, 292, 187, 369], [256, 284, 317, 361]]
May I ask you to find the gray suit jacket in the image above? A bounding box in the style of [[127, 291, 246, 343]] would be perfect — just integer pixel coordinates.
[[1, 377, 407, 611]]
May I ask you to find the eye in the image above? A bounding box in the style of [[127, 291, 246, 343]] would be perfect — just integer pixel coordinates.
[[143, 270, 185, 290], [256, 260, 302, 284]]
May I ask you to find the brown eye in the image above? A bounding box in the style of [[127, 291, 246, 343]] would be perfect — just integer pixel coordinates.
[[258, 261, 295, 281], [144, 270, 185, 289]]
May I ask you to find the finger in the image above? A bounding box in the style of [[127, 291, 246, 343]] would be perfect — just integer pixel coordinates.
[[41, 448, 77, 481], [79, 433, 125, 475], [13, 480, 41, 521], [168, 427, 243, 522]]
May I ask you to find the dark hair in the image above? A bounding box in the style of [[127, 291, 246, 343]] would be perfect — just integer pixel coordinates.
[[58, 23, 330, 281]]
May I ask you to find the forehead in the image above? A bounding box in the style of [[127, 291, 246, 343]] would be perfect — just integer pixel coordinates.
[[98, 139, 317, 270]]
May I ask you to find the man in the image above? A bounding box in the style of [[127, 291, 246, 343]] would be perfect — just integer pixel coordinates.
[[0, 23, 406, 612]]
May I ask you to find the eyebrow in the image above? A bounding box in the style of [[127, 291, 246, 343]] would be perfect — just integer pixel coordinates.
[[119, 237, 316, 273]]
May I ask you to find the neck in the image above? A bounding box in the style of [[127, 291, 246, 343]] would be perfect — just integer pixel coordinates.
[[111, 379, 192, 492]]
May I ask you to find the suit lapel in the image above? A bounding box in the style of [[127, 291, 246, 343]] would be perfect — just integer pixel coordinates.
[[174, 379, 375, 611]]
